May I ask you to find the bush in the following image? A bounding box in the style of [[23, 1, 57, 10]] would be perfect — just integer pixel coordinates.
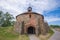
[[50, 25, 60, 28]]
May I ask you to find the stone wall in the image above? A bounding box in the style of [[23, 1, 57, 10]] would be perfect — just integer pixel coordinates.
[[14, 12, 49, 35]]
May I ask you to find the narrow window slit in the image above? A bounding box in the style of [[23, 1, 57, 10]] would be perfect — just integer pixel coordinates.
[[29, 14, 31, 18]]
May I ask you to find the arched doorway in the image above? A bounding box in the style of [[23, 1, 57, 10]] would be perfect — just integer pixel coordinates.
[[27, 26, 35, 34]]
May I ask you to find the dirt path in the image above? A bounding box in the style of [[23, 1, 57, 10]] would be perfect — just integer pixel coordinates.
[[29, 34, 40, 40], [49, 29, 60, 40]]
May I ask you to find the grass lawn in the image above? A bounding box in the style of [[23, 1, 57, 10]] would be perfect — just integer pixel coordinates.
[[0, 26, 29, 40]]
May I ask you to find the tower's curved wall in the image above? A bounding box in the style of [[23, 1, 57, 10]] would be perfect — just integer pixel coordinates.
[[14, 12, 49, 35]]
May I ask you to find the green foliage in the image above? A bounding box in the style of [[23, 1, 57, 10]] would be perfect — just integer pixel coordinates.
[[0, 11, 14, 27], [0, 11, 4, 26], [48, 29, 54, 39], [48, 29, 54, 35], [50, 25, 60, 28]]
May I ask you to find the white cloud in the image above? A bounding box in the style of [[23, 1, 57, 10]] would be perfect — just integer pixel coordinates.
[[0, 0, 59, 21], [0, 0, 28, 17], [0, 0, 59, 14], [28, 0, 59, 14], [45, 17, 60, 22]]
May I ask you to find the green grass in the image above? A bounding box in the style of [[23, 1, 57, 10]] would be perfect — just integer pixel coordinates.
[[48, 29, 54, 35], [48, 29, 54, 38], [0, 26, 29, 40], [19, 35, 29, 40]]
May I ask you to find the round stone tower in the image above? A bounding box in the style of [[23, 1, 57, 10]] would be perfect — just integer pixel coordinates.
[[14, 7, 49, 36]]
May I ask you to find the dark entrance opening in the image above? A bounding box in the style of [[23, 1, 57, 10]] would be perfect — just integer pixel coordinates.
[[27, 26, 35, 34]]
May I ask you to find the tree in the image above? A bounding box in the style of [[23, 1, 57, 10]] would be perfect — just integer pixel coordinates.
[[2, 12, 14, 27], [50, 25, 60, 28], [0, 11, 4, 26], [0, 11, 14, 27]]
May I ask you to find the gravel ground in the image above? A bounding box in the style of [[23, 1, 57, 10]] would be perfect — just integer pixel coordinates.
[[29, 34, 40, 40]]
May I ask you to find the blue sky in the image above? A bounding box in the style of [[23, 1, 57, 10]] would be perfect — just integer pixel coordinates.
[[0, 0, 60, 25]]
